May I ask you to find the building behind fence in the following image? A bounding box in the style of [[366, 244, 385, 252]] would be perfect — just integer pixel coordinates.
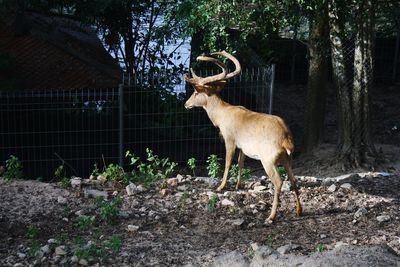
[[0, 67, 274, 179]]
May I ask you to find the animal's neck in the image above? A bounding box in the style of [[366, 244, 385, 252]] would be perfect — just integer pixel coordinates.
[[203, 94, 229, 127]]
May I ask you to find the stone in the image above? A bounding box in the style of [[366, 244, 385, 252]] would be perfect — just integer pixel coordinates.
[[221, 199, 235, 207], [83, 189, 108, 199], [17, 252, 26, 259], [55, 246, 67, 256], [226, 219, 245, 226], [334, 241, 347, 248], [250, 245, 276, 266], [126, 183, 140, 195], [177, 185, 188, 191], [253, 185, 267, 192], [70, 177, 82, 189], [127, 225, 140, 232], [167, 177, 178, 187], [277, 243, 300, 255], [176, 174, 185, 183], [70, 255, 79, 263], [97, 175, 107, 183], [376, 215, 391, 222], [48, 238, 57, 244], [282, 181, 291, 192], [340, 183, 353, 190], [354, 207, 368, 219], [212, 250, 248, 267], [79, 259, 88, 266], [57, 196, 67, 204], [327, 184, 337, 192], [195, 177, 219, 187], [41, 245, 50, 255]]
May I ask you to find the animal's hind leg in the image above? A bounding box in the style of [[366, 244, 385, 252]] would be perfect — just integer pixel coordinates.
[[283, 156, 302, 216], [261, 157, 282, 223]]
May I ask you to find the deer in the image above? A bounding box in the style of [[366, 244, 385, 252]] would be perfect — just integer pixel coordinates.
[[183, 51, 302, 223]]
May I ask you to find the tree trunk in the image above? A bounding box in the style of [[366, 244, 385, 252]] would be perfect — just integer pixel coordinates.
[[303, 3, 330, 153], [329, 0, 377, 169]]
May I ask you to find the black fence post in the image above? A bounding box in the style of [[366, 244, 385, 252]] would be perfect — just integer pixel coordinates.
[[118, 84, 124, 167]]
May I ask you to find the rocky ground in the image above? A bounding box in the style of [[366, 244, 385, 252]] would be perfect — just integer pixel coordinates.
[[1, 146, 400, 267]]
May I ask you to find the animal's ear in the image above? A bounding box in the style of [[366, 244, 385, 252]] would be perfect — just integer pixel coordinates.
[[193, 85, 206, 93]]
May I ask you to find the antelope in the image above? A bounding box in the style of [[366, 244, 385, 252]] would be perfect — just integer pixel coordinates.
[[184, 51, 302, 223]]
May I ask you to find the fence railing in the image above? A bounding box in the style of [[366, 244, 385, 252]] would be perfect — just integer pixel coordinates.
[[0, 66, 275, 179]]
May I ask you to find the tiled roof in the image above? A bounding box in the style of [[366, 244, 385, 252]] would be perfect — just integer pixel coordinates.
[[0, 11, 122, 90]]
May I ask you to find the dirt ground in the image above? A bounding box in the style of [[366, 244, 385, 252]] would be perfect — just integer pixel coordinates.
[[0, 143, 399, 267], [1, 82, 399, 266]]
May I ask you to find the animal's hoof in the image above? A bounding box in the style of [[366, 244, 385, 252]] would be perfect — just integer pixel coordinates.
[[296, 207, 303, 217], [265, 218, 274, 225], [216, 186, 224, 192]]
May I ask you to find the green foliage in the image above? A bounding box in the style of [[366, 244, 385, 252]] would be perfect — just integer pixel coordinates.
[[179, 191, 190, 211], [229, 164, 252, 182], [63, 206, 71, 217], [207, 193, 219, 211], [27, 225, 41, 257], [4, 155, 23, 181], [74, 235, 122, 262], [96, 196, 123, 224], [187, 157, 197, 177], [206, 154, 221, 179], [103, 163, 130, 186], [265, 234, 274, 248], [126, 148, 178, 187], [75, 215, 96, 230], [91, 163, 100, 177], [316, 243, 325, 252], [277, 166, 287, 178]]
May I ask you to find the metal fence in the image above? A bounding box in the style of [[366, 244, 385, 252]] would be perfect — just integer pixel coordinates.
[[0, 66, 275, 179]]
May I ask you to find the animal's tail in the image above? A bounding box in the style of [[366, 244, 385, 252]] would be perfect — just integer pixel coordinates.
[[282, 134, 295, 156]]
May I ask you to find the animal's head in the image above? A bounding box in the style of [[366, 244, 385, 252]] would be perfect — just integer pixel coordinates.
[[184, 51, 241, 110]]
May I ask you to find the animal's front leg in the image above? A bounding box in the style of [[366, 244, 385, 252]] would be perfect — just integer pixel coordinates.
[[235, 149, 246, 190], [216, 141, 235, 192]]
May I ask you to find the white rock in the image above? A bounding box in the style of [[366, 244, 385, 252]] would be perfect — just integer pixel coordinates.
[[282, 181, 291, 192], [253, 185, 267, 192], [57, 196, 67, 204], [340, 183, 353, 190], [47, 238, 57, 244], [227, 219, 245, 226], [213, 250, 248, 267], [126, 183, 139, 196], [221, 199, 235, 207], [40, 245, 50, 254], [97, 174, 107, 183], [177, 185, 188, 191], [70, 177, 82, 189], [327, 184, 337, 192], [55, 246, 67, 256], [127, 225, 140, 232], [176, 174, 185, 183], [83, 189, 108, 199], [79, 258, 88, 266], [376, 215, 391, 222], [17, 252, 26, 259], [167, 177, 178, 187], [354, 207, 368, 219], [277, 243, 300, 255], [334, 241, 347, 248], [70, 255, 79, 263]]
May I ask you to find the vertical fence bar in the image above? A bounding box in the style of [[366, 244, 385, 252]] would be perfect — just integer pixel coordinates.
[[268, 64, 276, 114], [118, 84, 124, 167]]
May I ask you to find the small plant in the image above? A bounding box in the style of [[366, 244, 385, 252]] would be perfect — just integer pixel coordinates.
[[91, 163, 100, 177], [316, 243, 325, 253], [206, 154, 221, 179], [207, 193, 219, 211], [104, 235, 122, 254], [179, 191, 190, 211], [277, 166, 287, 178], [63, 206, 71, 217], [229, 164, 252, 183], [96, 196, 123, 224], [4, 155, 23, 181], [265, 234, 274, 248], [126, 148, 178, 187], [103, 163, 130, 186], [187, 157, 197, 177], [27, 225, 40, 257], [75, 215, 96, 230]]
